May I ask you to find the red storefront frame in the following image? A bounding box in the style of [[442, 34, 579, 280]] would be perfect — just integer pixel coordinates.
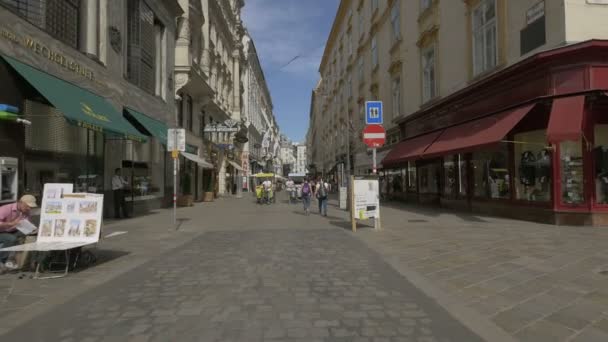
[[388, 40, 608, 225]]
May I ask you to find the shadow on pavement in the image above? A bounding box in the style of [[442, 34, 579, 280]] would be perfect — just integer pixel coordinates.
[[175, 218, 191, 231], [380, 200, 489, 223], [329, 220, 375, 231]]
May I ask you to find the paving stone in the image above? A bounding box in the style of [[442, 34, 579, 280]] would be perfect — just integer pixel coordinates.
[[546, 299, 606, 330], [491, 306, 542, 333], [514, 319, 575, 342]]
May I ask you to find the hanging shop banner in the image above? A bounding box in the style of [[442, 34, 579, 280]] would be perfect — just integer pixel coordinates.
[[352, 179, 380, 220], [38, 184, 103, 244]]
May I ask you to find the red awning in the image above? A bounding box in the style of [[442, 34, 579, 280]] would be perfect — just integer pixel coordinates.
[[547, 95, 586, 143], [423, 104, 535, 158], [382, 130, 443, 167]]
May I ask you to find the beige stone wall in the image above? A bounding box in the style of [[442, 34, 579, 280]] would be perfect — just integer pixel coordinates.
[[311, 0, 608, 172], [564, 0, 608, 42]]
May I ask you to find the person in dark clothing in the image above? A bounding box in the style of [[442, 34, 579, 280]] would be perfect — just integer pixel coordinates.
[[112, 168, 130, 219]]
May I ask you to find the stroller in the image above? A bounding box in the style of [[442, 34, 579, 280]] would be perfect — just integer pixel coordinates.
[[254, 173, 276, 204]]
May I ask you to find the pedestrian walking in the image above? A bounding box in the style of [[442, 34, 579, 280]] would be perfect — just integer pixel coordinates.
[[301, 178, 312, 215], [112, 168, 130, 219], [315, 178, 329, 217], [286, 178, 295, 204]]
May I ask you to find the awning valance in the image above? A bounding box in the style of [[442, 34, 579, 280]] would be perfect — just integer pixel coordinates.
[[423, 104, 535, 158], [1, 55, 146, 141], [382, 130, 443, 167], [124, 107, 168, 146], [227, 160, 243, 171], [547, 96, 586, 143], [180, 152, 213, 169]]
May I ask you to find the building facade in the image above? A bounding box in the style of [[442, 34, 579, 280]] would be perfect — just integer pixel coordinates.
[[0, 0, 182, 217], [311, 0, 608, 225], [174, 0, 246, 198], [294, 144, 308, 175], [242, 32, 275, 184]]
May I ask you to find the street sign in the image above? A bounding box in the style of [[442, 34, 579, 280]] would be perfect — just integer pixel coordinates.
[[363, 124, 386, 148], [167, 128, 186, 152], [365, 101, 383, 125], [203, 124, 239, 133]]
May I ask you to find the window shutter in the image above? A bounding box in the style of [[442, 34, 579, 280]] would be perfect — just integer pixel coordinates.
[[139, 1, 155, 93], [127, 0, 141, 84]]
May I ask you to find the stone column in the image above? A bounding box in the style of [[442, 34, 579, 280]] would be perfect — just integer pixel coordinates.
[[232, 50, 241, 120], [79, 0, 99, 57], [201, 0, 211, 75]]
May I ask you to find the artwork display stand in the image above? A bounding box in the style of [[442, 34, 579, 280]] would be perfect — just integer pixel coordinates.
[[0, 184, 103, 279]]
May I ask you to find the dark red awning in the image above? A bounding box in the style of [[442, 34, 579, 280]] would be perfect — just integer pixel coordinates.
[[381, 130, 443, 167], [422, 104, 535, 158], [547, 95, 586, 143]]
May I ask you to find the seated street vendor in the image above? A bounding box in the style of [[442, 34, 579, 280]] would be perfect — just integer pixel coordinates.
[[0, 195, 38, 271]]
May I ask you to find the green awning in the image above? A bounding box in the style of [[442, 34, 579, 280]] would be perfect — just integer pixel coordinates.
[[124, 107, 168, 146], [1, 55, 146, 141]]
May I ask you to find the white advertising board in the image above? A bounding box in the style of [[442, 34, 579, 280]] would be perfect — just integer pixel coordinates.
[[352, 179, 380, 220], [339, 186, 347, 210]]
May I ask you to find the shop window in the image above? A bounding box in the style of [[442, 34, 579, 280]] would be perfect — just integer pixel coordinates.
[[514, 130, 552, 202], [418, 161, 440, 194], [594, 125, 608, 205], [387, 170, 403, 195], [457, 154, 468, 197], [472, 0, 497, 76], [560, 140, 584, 205], [407, 161, 417, 192], [443, 156, 456, 196], [444, 154, 468, 198], [23, 100, 104, 197], [122, 140, 164, 200], [472, 146, 510, 199]]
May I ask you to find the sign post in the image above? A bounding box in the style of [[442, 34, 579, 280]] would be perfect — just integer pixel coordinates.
[[167, 128, 186, 226], [363, 124, 386, 174], [365, 101, 384, 175]]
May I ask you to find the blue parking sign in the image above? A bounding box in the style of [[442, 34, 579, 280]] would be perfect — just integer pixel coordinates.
[[365, 101, 383, 125]]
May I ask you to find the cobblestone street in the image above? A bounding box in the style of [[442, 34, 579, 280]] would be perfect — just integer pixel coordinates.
[[4, 194, 608, 341], [0, 200, 482, 341]]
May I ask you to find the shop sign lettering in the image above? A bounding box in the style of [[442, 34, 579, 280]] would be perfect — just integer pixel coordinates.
[[1, 27, 95, 81]]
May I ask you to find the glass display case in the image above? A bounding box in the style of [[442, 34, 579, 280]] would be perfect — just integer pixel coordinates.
[[122, 160, 161, 199], [560, 141, 584, 205], [0, 157, 18, 204]]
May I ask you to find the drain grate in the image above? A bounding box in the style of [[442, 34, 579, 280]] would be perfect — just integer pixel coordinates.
[[408, 219, 428, 223]]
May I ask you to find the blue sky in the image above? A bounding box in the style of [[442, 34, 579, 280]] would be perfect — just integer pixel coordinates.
[[242, 0, 339, 143]]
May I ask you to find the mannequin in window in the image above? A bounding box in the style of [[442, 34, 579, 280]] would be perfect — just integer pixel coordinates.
[[519, 151, 536, 200]]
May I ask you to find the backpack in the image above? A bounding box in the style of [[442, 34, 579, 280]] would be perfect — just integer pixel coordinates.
[[318, 182, 327, 198], [302, 183, 311, 195]]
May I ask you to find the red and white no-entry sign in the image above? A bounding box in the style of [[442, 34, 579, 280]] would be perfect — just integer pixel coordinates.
[[363, 124, 386, 148]]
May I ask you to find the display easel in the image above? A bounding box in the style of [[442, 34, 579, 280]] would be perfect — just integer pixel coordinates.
[[350, 176, 381, 232]]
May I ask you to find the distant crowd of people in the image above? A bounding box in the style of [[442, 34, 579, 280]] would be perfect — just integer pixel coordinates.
[[285, 177, 330, 216]]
